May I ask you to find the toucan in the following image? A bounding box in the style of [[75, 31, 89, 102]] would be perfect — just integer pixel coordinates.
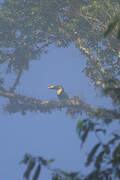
[[48, 85, 69, 101]]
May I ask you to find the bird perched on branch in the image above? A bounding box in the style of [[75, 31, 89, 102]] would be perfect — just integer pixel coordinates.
[[48, 85, 69, 101]]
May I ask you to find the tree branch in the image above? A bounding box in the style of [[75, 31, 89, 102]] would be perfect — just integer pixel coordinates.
[[0, 89, 119, 121], [9, 70, 23, 92]]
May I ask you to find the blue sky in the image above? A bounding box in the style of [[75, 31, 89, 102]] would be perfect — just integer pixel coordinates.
[[0, 43, 113, 180]]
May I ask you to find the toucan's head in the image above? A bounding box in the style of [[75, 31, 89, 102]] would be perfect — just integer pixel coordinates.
[[48, 85, 63, 90]]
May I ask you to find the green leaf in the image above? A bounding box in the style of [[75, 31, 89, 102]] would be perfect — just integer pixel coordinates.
[[81, 127, 90, 144], [38, 157, 47, 165], [103, 145, 110, 154], [47, 159, 55, 164], [108, 137, 117, 145], [52, 174, 62, 180], [104, 17, 119, 37], [113, 144, 120, 159], [76, 119, 83, 134], [24, 158, 35, 179], [116, 168, 120, 178], [69, 172, 79, 178], [86, 143, 101, 166], [20, 153, 31, 164], [95, 128, 106, 134], [32, 164, 41, 180], [95, 151, 104, 169], [55, 169, 69, 177], [117, 25, 120, 39]]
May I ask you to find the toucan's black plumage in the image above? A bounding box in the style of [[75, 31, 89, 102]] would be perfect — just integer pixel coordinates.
[[48, 85, 69, 100]]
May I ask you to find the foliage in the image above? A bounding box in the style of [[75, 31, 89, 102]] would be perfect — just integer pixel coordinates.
[[0, 0, 120, 180], [104, 17, 120, 38], [20, 153, 55, 180]]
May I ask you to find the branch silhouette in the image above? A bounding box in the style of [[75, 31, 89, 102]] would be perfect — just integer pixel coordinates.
[[0, 89, 119, 121]]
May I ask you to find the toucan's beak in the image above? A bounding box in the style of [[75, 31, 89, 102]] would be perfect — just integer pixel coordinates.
[[48, 85, 55, 89]]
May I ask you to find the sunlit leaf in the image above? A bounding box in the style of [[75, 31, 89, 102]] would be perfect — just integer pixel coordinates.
[[46, 159, 55, 164], [76, 119, 83, 135]]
